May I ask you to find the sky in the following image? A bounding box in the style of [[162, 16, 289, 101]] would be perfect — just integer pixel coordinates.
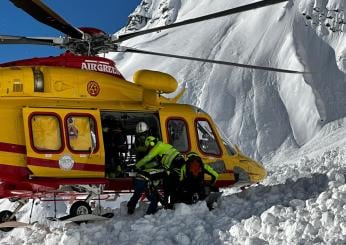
[[0, 0, 141, 63]]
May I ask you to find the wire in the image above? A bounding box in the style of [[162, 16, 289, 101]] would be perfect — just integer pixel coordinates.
[[121, 47, 311, 74], [116, 0, 288, 42]]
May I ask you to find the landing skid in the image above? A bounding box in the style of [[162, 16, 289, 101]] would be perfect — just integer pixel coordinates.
[[0, 199, 29, 232], [46, 186, 114, 224], [47, 212, 114, 222], [0, 221, 31, 229]]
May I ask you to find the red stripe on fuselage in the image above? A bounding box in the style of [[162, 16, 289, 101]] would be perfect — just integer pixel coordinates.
[[0, 142, 26, 154], [214, 180, 236, 188], [0, 164, 30, 182], [27, 157, 104, 172]]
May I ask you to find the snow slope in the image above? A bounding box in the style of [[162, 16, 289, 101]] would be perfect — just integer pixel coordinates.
[[0, 0, 345, 244], [111, 0, 346, 160]]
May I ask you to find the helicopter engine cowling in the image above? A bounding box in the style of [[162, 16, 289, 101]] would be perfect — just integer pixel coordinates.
[[133, 69, 178, 94]]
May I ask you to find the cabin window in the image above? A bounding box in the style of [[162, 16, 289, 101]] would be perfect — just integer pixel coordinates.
[[167, 118, 190, 152], [66, 115, 98, 153], [30, 114, 62, 152], [196, 119, 221, 156]]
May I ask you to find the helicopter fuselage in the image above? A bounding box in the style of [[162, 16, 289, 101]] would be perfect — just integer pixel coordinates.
[[0, 59, 267, 199]]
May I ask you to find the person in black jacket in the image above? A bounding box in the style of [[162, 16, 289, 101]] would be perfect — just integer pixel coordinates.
[[176, 152, 219, 204]]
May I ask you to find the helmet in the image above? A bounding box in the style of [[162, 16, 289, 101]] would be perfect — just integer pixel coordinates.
[[136, 121, 149, 134], [186, 152, 202, 163], [186, 152, 203, 177], [145, 136, 157, 148]]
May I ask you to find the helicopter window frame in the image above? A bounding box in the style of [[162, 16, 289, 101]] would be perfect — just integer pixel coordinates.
[[194, 117, 222, 157], [28, 112, 65, 154], [166, 117, 191, 153], [215, 124, 237, 156], [64, 113, 99, 154], [100, 111, 162, 173]]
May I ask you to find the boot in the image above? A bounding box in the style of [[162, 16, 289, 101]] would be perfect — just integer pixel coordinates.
[[127, 202, 135, 215]]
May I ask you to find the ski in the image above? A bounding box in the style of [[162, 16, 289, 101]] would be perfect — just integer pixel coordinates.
[[63, 213, 112, 222], [0, 221, 30, 228], [47, 213, 114, 222]]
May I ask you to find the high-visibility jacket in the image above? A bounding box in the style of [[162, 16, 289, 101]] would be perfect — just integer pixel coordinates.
[[179, 161, 219, 183], [135, 141, 180, 171]]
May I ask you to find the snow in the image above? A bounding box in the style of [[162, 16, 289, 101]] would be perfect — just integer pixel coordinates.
[[1, 130, 345, 244], [112, 0, 346, 159], [1, 0, 346, 244]]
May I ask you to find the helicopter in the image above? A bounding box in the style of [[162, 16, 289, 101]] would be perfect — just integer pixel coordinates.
[[0, 0, 306, 230]]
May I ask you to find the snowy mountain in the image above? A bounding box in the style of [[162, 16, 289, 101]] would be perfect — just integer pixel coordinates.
[[0, 0, 345, 244], [111, 0, 346, 160]]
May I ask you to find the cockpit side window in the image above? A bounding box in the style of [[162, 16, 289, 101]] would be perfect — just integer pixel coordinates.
[[166, 118, 190, 153], [215, 123, 236, 156], [195, 119, 221, 156]]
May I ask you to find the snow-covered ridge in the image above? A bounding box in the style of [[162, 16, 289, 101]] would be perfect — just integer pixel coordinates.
[[111, 0, 346, 160], [120, 0, 181, 33]]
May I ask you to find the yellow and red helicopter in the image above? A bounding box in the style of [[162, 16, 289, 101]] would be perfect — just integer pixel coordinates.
[[0, 0, 305, 229]]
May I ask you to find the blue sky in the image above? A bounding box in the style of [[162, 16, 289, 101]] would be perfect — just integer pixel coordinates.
[[0, 0, 141, 63]]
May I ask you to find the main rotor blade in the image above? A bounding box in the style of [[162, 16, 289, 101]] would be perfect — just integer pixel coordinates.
[[10, 0, 83, 39], [116, 0, 288, 42], [0, 35, 63, 46], [121, 47, 309, 74]]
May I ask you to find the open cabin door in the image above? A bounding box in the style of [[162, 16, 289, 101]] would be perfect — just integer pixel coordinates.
[[22, 108, 104, 178]]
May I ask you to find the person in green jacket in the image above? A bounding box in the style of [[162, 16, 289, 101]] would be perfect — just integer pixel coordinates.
[[127, 136, 185, 214], [177, 152, 219, 204]]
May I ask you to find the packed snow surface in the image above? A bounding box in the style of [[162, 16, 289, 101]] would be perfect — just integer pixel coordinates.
[[1, 0, 346, 244], [0, 119, 345, 244]]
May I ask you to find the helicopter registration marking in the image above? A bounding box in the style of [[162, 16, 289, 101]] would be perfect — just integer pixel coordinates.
[[81, 60, 122, 76], [59, 154, 74, 171]]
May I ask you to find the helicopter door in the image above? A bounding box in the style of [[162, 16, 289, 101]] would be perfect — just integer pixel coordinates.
[[22, 108, 104, 178]]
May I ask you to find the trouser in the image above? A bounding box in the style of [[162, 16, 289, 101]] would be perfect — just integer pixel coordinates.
[[182, 186, 207, 204], [163, 172, 179, 205], [127, 177, 159, 214], [176, 177, 209, 204], [163, 156, 185, 205]]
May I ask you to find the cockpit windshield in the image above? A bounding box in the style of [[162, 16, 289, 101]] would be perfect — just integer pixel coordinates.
[[216, 125, 236, 156]]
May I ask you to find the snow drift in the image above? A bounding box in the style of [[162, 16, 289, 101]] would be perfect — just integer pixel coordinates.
[[0, 122, 345, 244]]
